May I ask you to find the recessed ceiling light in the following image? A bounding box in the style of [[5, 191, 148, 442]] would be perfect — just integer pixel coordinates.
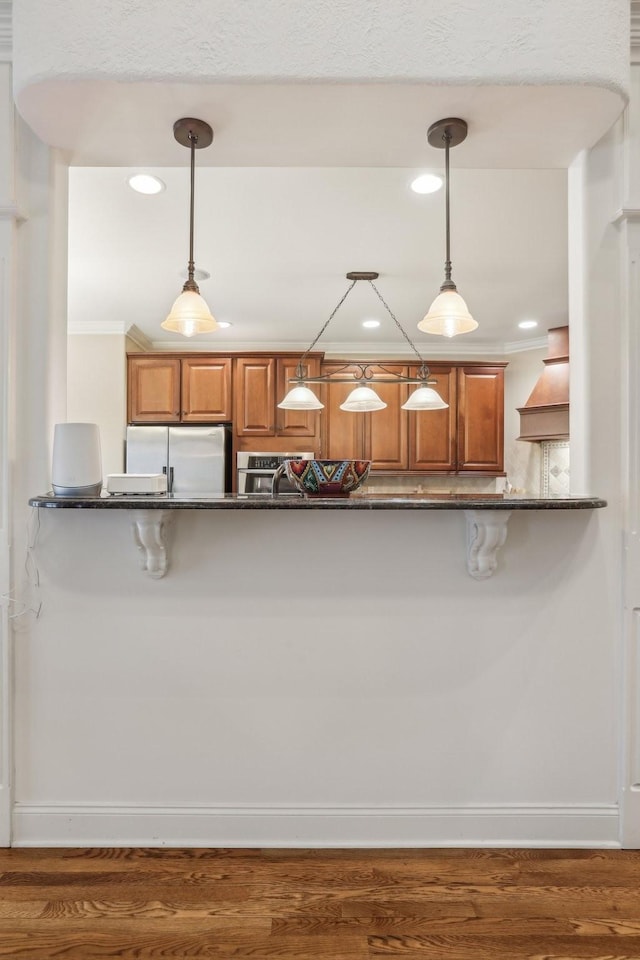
[[410, 174, 443, 195], [362, 319, 381, 329], [518, 320, 539, 330], [216, 321, 232, 329], [127, 174, 166, 195]]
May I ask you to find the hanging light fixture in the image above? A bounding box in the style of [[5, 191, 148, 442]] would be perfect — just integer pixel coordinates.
[[278, 272, 448, 413], [418, 118, 478, 338], [161, 118, 218, 337]]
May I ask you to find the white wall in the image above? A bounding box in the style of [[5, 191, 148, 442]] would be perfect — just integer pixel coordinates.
[[13, 503, 619, 846], [4, 5, 632, 848], [67, 334, 126, 479], [10, 122, 628, 844]]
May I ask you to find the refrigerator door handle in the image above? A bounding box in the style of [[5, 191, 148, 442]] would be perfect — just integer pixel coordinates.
[[162, 465, 173, 493]]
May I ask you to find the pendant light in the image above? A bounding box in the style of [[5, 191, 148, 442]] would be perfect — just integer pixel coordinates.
[[161, 118, 218, 337], [418, 118, 478, 338], [278, 272, 448, 413]]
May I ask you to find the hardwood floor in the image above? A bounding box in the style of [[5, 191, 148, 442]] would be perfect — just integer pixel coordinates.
[[0, 848, 639, 958]]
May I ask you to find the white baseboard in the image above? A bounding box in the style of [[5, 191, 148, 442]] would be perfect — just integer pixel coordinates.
[[11, 802, 620, 848]]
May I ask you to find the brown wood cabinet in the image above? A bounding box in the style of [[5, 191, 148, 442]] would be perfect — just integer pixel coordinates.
[[408, 364, 457, 472], [127, 357, 181, 423], [321, 360, 505, 475], [181, 358, 232, 422], [457, 365, 504, 474], [322, 364, 409, 470], [128, 356, 232, 424], [127, 353, 506, 476], [234, 355, 321, 439]]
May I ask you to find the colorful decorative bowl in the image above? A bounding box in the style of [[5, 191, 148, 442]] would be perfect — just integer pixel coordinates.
[[284, 459, 371, 497]]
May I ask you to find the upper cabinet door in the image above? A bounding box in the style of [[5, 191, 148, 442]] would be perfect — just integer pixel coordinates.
[[363, 365, 409, 471], [457, 365, 505, 473], [275, 357, 321, 437], [321, 364, 365, 460], [234, 357, 276, 435], [181, 358, 232, 422], [128, 356, 180, 423], [408, 364, 457, 472]]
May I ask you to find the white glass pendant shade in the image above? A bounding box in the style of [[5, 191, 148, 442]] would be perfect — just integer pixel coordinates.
[[161, 289, 218, 337], [418, 289, 478, 338], [278, 385, 324, 410], [340, 385, 387, 412], [402, 386, 448, 410]]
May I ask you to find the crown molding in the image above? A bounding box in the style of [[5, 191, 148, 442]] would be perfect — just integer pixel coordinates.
[[148, 338, 506, 357], [68, 320, 129, 335], [503, 336, 548, 354], [69, 326, 548, 357], [125, 324, 153, 351]]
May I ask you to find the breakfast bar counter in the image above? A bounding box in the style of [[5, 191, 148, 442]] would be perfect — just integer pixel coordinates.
[[29, 493, 606, 582], [29, 493, 606, 511]]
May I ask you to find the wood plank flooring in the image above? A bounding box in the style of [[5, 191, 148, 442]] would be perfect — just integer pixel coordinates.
[[0, 848, 639, 958]]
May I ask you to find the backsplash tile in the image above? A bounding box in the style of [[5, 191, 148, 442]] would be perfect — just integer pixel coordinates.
[[542, 440, 570, 497]]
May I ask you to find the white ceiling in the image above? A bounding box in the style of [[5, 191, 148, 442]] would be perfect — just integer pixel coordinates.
[[68, 165, 568, 353], [49, 77, 614, 355]]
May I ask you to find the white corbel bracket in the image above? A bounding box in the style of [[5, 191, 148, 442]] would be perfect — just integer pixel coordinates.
[[131, 510, 172, 579], [465, 510, 511, 580]]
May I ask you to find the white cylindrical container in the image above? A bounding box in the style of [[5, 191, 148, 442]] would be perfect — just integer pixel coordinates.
[[51, 422, 103, 497]]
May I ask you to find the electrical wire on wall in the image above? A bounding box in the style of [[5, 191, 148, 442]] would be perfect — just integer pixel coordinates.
[[0, 508, 42, 628]]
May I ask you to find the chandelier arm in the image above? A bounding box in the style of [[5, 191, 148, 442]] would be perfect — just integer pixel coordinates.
[[297, 279, 358, 377], [367, 280, 428, 374]]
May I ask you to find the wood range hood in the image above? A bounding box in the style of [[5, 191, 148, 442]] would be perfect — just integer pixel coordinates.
[[517, 325, 569, 442]]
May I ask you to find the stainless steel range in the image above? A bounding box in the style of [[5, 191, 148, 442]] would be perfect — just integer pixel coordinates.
[[237, 452, 314, 496]]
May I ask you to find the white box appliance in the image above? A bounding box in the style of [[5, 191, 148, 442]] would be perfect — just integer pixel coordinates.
[[126, 426, 230, 495], [106, 473, 168, 495]]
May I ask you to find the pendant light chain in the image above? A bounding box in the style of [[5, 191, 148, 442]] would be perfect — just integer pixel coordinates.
[[368, 280, 429, 377], [297, 279, 358, 376]]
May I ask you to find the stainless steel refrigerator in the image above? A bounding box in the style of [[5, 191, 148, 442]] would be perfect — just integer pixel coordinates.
[[126, 426, 230, 494]]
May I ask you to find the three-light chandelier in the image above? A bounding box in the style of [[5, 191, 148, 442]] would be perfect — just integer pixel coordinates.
[[278, 271, 448, 413]]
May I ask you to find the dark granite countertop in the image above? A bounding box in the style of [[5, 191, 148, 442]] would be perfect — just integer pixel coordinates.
[[29, 493, 607, 511]]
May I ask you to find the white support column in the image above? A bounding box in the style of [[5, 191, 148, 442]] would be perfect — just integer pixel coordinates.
[[620, 213, 640, 846], [0, 62, 16, 846]]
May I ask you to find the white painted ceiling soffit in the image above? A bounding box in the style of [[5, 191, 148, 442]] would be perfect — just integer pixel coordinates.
[[12, 0, 629, 168]]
